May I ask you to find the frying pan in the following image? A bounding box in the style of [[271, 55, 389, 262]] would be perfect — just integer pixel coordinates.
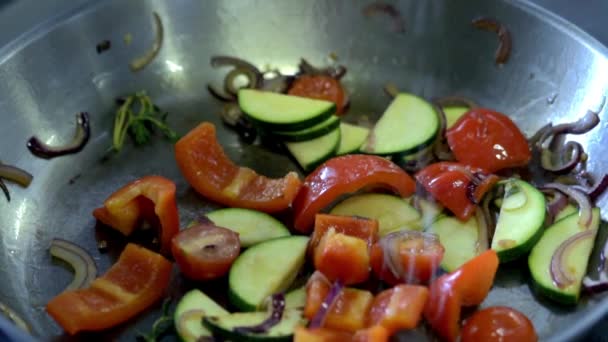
[[1, 0, 608, 341]]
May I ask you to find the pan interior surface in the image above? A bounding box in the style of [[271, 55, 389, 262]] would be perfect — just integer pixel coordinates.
[[0, 0, 608, 340]]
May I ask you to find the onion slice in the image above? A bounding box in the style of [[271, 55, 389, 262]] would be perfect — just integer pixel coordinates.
[[0, 302, 30, 333], [129, 12, 164, 72], [0, 164, 33, 187], [308, 280, 343, 329], [49, 238, 98, 291], [362, 2, 406, 33], [475, 208, 489, 253], [583, 273, 608, 294], [550, 229, 595, 288], [27, 112, 91, 159], [541, 183, 593, 228], [234, 293, 286, 334], [540, 141, 583, 174], [0, 179, 9, 202], [573, 174, 608, 201], [471, 17, 512, 65], [543, 189, 568, 225]]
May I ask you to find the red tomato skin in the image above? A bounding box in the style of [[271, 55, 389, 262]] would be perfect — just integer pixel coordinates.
[[461, 306, 538, 342], [293, 155, 416, 233], [288, 75, 347, 114], [171, 223, 241, 281], [415, 162, 498, 221], [446, 108, 531, 172]]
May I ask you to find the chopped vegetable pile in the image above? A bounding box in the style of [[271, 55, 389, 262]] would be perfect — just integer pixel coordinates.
[[1, 9, 606, 342]]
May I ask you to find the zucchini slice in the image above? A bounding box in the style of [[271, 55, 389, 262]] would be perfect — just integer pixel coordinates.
[[361, 93, 439, 156], [444, 106, 469, 128], [174, 289, 228, 342], [336, 122, 370, 155], [285, 287, 306, 310], [203, 309, 304, 342], [285, 127, 340, 172], [528, 208, 600, 305], [427, 215, 479, 272], [239, 89, 335, 131], [206, 208, 290, 247], [329, 193, 422, 236], [270, 115, 340, 142], [491, 179, 546, 263], [229, 236, 309, 311]]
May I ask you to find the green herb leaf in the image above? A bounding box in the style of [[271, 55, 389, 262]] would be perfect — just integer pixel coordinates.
[[111, 92, 177, 152], [136, 298, 174, 342]]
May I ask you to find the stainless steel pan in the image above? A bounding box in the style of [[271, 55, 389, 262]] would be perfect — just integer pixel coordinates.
[[0, 0, 607, 340]]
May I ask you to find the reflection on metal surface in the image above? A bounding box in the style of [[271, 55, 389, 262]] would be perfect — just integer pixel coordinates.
[[0, 0, 607, 341]]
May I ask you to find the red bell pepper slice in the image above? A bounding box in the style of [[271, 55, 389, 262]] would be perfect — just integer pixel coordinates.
[[353, 325, 390, 342], [174, 122, 302, 213], [310, 214, 379, 252], [93, 175, 179, 255], [313, 229, 370, 285], [415, 162, 498, 221], [424, 250, 499, 342], [293, 155, 416, 233], [294, 326, 353, 342], [367, 285, 429, 334], [46, 243, 172, 335]]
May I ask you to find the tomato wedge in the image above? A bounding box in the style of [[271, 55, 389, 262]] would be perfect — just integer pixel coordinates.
[[415, 162, 498, 221], [171, 223, 241, 281], [461, 306, 537, 342], [367, 285, 429, 334], [370, 231, 445, 285], [424, 250, 499, 342], [288, 75, 347, 114], [46, 243, 172, 335], [175, 122, 302, 213], [293, 155, 416, 233], [92, 175, 179, 255], [446, 108, 531, 172]]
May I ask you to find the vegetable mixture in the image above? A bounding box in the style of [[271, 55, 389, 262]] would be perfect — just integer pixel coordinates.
[[0, 12, 606, 342]]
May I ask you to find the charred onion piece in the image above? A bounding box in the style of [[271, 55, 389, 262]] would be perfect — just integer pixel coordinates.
[[550, 229, 595, 288], [0, 302, 30, 333], [298, 59, 347, 80], [541, 183, 593, 228], [551, 105, 602, 136], [471, 17, 512, 65], [434, 95, 479, 110], [129, 12, 164, 72], [0, 164, 33, 188], [211, 56, 263, 83], [362, 2, 406, 33], [308, 280, 343, 329], [50, 238, 98, 291], [27, 112, 90, 159], [234, 294, 286, 334]]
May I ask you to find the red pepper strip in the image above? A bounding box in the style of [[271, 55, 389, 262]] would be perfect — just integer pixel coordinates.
[[93, 175, 179, 255]]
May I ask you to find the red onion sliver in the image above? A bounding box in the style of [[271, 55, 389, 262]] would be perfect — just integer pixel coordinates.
[[49, 238, 98, 291], [541, 183, 593, 228], [27, 112, 91, 159], [550, 229, 595, 289], [234, 293, 286, 334], [129, 12, 164, 72], [308, 280, 343, 329]]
